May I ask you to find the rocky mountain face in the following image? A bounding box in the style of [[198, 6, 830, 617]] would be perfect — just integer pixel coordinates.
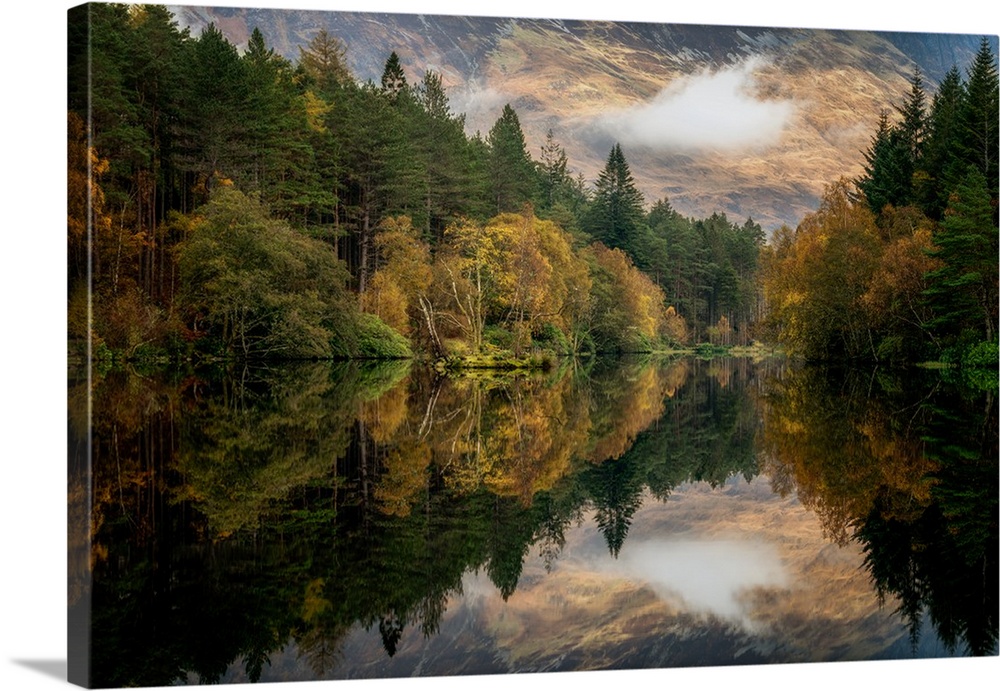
[[167, 5, 992, 230]]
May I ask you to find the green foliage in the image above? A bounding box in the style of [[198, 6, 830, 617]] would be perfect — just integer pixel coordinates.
[[923, 169, 999, 344], [584, 143, 646, 251], [920, 67, 966, 220], [857, 111, 915, 216], [483, 324, 514, 350], [178, 187, 355, 359], [415, 70, 488, 237], [857, 69, 929, 215], [380, 51, 408, 98], [874, 334, 906, 363], [958, 39, 1000, 210], [355, 313, 413, 359], [487, 104, 536, 213], [961, 340, 998, 369], [534, 322, 573, 354], [70, 11, 781, 364], [694, 342, 728, 356]]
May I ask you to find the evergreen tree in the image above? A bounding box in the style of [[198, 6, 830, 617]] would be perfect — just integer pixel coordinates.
[[647, 198, 704, 326], [414, 70, 478, 237], [920, 66, 967, 220], [922, 169, 999, 343], [957, 38, 999, 216], [857, 111, 912, 215], [581, 457, 644, 558], [68, 3, 143, 188], [896, 69, 928, 169], [537, 128, 568, 210], [417, 69, 450, 119], [242, 27, 313, 206], [463, 132, 495, 221], [380, 51, 408, 99], [333, 82, 423, 292], [177, 23, 250, 192], [695, 213, 740, 328], [585, 143, 646, 252], [486, 104, 535, 214], [534, 129, 591, 232]]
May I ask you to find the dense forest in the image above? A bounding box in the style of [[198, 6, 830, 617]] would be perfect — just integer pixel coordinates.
[[67, 4, 767, 366], [68, 5, 997, 367], [762, 41, 999, 366]]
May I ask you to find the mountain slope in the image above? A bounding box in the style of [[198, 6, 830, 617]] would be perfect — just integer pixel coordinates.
[[167, 6, 993, 229]]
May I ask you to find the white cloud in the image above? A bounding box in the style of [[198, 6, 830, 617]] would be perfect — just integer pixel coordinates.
[[596, 58, 794, 152], [617, 538, 789, 628], [449, 85, 518, 135]]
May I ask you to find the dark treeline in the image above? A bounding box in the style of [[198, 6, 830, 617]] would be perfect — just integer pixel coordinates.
[[68, 4, 766, 364], [762, 39, 998, 365], [761, 363, 997, 656]]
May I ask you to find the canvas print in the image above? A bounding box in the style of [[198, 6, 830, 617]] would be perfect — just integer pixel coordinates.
[[67, 1, 998, 687]]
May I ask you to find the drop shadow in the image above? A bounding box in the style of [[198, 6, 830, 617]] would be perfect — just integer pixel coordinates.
[[12, 659, 67, 682]]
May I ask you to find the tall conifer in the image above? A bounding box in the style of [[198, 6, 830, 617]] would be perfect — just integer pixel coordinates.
[[585, 143, 646, 251], [922, 169, 999, 342], [921, 66, 966, 220], [958, 38, 999, 214], [380, 51, 408, 98], [486, 104, 535, 214]]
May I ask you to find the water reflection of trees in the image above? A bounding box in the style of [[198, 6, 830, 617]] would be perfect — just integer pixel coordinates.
[[760, 365, 997, 656], [73, 356, 773, 686]]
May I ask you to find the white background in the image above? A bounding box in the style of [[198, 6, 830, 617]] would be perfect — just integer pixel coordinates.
[[2, 1, 997, 690]]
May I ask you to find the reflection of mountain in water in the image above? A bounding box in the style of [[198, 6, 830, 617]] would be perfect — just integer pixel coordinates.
[[69, 356, 997, 686]]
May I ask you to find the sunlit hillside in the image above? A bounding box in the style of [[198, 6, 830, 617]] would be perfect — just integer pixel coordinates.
[[168, 5, 991, 229]]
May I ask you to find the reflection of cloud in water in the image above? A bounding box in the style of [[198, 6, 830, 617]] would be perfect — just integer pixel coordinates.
[[460, 569, 503, 602], [616, 539, 789, 629]]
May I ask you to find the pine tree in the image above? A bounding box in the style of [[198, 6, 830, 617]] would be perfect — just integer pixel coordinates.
[[535, 129, 590, 232], [242, 27, 311, 203], [958, 38, 999, 216], [922, 169, 999, 343], [857, 111, 911, 215], [537, 128, 568, 210], [335, 82, 424, 292], [585, 143, 646, 251], [380, 51, 408, 99], [896, 69, 928, 167], [920, 66, 967, 220], [413, 70, 475, 237], [178, 23, 250, 191], [486, 104, 536, 214], [417, 70, 451, 119]]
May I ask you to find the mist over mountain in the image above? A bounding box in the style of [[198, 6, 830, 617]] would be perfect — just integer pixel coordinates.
[[167, 5, 993, 229]]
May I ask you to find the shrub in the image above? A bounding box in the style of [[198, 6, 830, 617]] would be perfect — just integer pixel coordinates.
[[534, 322, 572, 353], [963, 341, 998, 369], [483, 325, 514, 350], [356, 314, 413, 359]]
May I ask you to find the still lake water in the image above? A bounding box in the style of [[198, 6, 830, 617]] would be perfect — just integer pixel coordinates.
[[68, 357, 997, 686]]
